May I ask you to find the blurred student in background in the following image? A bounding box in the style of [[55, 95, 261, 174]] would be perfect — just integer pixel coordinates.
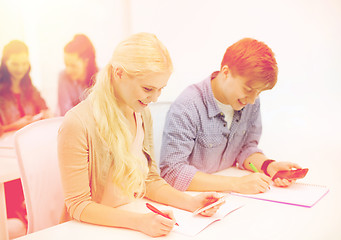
[[58, 32, 222, 238], [0, 40, 51, 135], [0, 40, 51, 236], [58, 34, 98, 116]]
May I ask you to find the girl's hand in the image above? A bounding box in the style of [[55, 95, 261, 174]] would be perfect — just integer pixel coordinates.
[[0, 116, 34, 133], [41, 110, 53, 119], [32, 110, 52, 122], [16, 115, 35, 128], [138, 211, 175, 237], [191, 192, 224, 217]]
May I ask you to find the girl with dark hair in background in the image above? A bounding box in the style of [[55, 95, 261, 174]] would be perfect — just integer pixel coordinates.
[[0, 40, 51, 135]]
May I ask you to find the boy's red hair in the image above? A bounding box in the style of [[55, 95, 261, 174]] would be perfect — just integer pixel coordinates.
[[221, 38, 278, 89]]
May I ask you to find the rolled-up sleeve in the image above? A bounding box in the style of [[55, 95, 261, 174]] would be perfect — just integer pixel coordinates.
[[159, 102, 199, 191], [58, 112, 93, 220]]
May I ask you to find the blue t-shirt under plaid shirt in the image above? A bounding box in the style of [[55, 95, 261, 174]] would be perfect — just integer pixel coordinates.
[[159, 72, 263, 191]]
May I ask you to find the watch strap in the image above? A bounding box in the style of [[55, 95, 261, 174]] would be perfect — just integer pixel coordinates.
[[261, 159, 275, 176]]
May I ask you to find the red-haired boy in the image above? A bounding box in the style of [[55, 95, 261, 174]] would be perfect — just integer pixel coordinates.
[[160, 38, 301, 193]]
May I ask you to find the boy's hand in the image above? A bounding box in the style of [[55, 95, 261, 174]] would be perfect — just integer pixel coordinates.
[[268, 162, 302, 187], [235, 173, 272, 194]]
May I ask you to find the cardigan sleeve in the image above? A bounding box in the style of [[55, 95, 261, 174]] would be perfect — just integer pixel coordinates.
[[58, 111, 93, 220]]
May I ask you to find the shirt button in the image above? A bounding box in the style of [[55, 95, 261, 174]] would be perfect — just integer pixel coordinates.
[[209, 144, 213, 148], [223, 123, 227, 127]]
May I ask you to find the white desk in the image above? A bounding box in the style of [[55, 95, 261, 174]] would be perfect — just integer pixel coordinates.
[[0, 132, 20, 240], [14, 167, 341, 240], [0, 132, 16, 158]]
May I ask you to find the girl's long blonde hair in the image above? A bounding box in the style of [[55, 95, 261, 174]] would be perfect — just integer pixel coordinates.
[[89, 33, 172, 199]]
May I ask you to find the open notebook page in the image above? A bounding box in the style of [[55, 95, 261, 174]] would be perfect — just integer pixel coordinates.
[[231, 182, 329, 208], [160, 198, 244, 236]]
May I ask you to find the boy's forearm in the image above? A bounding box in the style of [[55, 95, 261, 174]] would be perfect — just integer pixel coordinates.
[[243, 152, 269, 172], [187, 171, 238, 192]]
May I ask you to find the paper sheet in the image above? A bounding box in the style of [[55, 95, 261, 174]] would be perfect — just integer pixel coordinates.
[[162, 199, 244, 236], [231, 183, 329, 207]]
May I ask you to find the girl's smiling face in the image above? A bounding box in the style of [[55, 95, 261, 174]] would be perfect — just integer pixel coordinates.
[[113, 67, 170, 113]]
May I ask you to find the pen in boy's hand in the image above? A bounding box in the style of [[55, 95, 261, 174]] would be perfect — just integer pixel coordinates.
[[249, 162, 259, 173], [250, 162, 272, 190], [146, 203, 179, 226]]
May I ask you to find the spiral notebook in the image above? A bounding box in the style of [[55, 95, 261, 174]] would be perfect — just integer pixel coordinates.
[[231, 182, 329, 208]]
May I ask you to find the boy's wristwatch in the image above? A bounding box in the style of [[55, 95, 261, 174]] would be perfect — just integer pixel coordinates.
[[261, 159, 275, 176]]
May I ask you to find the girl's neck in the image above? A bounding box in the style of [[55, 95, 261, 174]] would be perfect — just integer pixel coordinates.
[[120, 106, 137, 138], [10, 77, 22, 94], [116, 101, 134, 120], [77, 71, 87, 83]]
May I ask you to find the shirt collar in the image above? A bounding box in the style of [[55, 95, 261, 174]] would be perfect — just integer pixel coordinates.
[[202, 71, 223, 118], [202, 71, 246, 119]]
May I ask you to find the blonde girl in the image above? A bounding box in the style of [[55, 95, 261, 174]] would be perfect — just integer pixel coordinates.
[[58, 32, 222, 237]]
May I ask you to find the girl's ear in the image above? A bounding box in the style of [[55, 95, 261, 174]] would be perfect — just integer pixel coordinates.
[[112, 66, 124, 80]]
